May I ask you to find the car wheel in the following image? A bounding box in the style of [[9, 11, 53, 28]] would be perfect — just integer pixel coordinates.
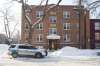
[[11, 53, 18, 58], [45, 51, 48, 56], [35, 53, 43, 58]]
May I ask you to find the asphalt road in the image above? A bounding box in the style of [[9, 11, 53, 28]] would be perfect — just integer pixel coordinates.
[[0, 56, 100, 66]]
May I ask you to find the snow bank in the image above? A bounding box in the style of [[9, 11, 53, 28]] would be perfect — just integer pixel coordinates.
[[0, 44, 9, 59], [50, 46, 97, 57]]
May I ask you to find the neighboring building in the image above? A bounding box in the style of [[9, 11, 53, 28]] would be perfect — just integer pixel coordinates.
[[0, 34, 7, 44], [21, 5, 90, 50], [90, 19, 100, 49]]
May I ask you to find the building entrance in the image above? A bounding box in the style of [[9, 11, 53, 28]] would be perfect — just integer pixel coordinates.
[[48, 40, 58, 50]]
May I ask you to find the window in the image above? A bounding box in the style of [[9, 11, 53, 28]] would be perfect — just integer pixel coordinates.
[[63, 11, 70, 19], [75, 11, 79, 18], [24, 23, 29, 33], [36, 11, 44, 18], [19, 46, 29, 49], [19, 46, 37, 49], [10, 45, 16, 48], [95, 22, 100, 30], [95, 43, 100, 49], [49, 28, 57, 34], [35, 23, 43, 30], [25, 23, 28, 29], [36, 34, 43, 42], [64, 34, 70, 42], [49, 16, 57, 23], [63, 23, 71, 30], [95, 33, 100, 40]]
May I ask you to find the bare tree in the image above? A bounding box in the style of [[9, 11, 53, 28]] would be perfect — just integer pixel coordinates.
[[0, 8, 12, 44], [82, 0, 100, 18], [0, 2, 19, 44], [13, 0, 62, 44]]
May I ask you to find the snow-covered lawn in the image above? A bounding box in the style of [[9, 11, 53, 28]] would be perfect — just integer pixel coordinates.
[[0, 44, 9, 59], [50, 46, 97, 56], [49, 46, 100, 60]]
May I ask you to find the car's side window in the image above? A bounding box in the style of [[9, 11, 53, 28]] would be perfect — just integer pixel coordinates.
[[19, 46, 37, 49], [10, 45, 16, 48], [19, 46, 28, 49]]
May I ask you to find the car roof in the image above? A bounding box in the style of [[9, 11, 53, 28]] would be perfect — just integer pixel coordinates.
[[10, 44, 33, 46]]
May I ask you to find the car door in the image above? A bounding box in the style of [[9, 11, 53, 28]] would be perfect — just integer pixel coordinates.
[[26, 46, 38, 55], [18, 46, 29, 55]]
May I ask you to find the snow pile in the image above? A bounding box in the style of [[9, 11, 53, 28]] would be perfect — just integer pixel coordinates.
[[0, 44, 9, 59], [50, 46, 97, 57]]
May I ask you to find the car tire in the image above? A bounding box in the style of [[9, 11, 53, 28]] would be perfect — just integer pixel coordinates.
[[35, 52, 43, 58], [11, 53, 18, 58], [45, 51, 48, 56]]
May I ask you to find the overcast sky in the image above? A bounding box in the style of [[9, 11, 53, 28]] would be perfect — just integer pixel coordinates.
[[0, 0, 98, 37]]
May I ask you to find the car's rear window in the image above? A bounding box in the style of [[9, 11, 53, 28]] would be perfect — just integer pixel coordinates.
[[10, 45, 16, 48]]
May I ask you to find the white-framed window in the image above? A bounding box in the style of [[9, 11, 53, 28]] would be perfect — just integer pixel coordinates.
[[25, 23, 28, 29], [35, 23, 43, 30], [49, 28, 57, 34], [49, 16, 57, 23], [63, 23, 71, 30], [95, 43, 100, 49], [36, 34, 43, 42], [95, 32, 100, 40], [95, 22, 100, 30], [63, 11, 70, 19], [36, 11, 44, 18], [24, 23, 29, 33], [75, 11, 79, 18], [64, 34, 70, 42]]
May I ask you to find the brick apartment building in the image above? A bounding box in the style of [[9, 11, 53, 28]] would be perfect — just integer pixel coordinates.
[[90, 19, 100, 49], [21, 5, 90, 50]]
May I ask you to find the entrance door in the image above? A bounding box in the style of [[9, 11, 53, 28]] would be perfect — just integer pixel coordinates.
[[48, 40, 54, 50], [48, 40, 58, 50]]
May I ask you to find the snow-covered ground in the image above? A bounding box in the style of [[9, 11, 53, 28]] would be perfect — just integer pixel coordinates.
[[0, 44, 9, 59], [0, 44, 100, 66], [0, 44, 100, 59], [50, 46, 97, 56], [48, 46, 100, 60]]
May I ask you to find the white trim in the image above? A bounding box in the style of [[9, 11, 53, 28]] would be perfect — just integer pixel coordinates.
[[47, 34, 60, 39]]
